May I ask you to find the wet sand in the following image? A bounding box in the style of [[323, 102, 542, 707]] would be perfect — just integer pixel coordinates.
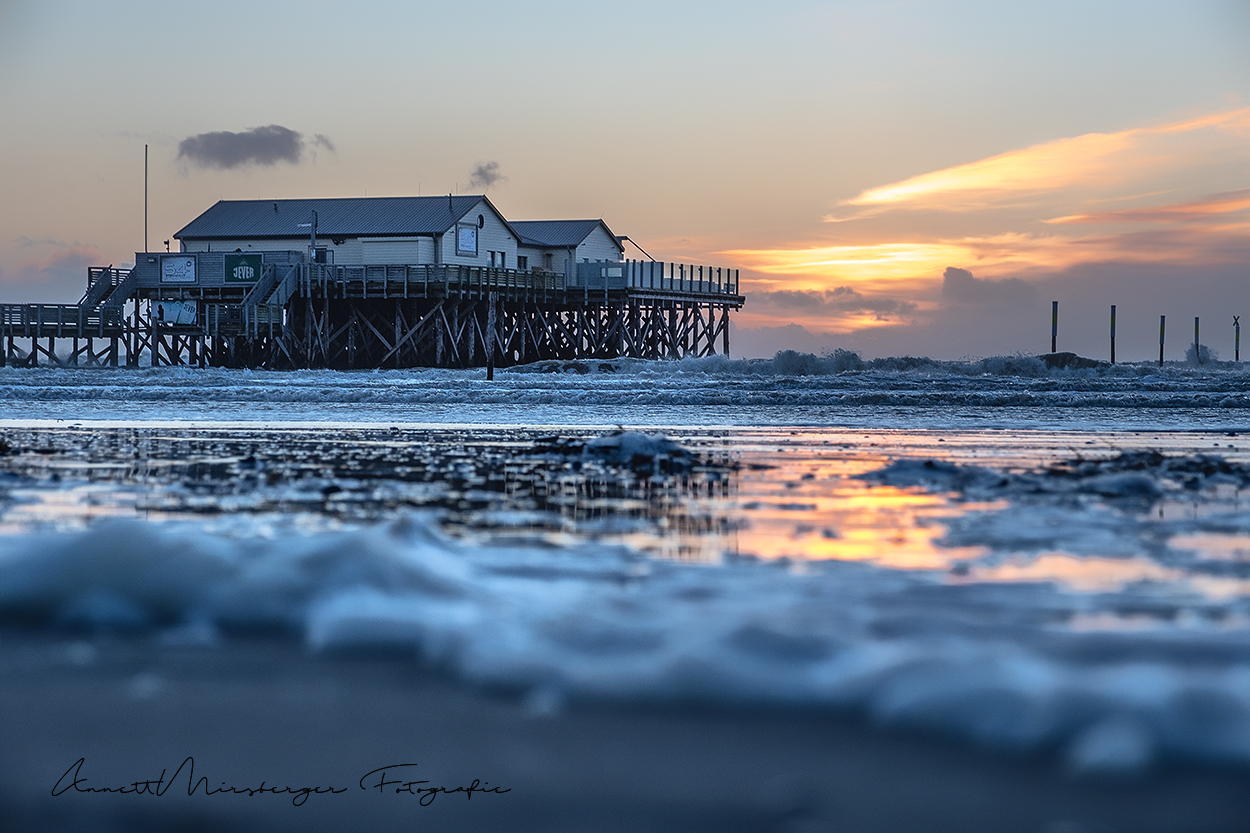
[[2, 633, 1248, 833]]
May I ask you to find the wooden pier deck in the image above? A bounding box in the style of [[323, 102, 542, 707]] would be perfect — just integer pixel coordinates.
[[1, 257, 744, 369]]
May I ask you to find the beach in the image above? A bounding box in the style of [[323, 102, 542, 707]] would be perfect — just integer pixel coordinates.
[[3, 357, 1250, 831], [5, 635, 1250, 833]]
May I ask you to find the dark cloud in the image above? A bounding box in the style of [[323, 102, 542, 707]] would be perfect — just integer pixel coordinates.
[[753, 286, 917, 320], [941, 267, 1038, 306], [468, 161, 504, 190], [177, 125, 334, 169]]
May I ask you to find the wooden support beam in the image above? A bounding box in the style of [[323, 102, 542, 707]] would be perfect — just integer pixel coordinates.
[[381, 301, 444, 365]]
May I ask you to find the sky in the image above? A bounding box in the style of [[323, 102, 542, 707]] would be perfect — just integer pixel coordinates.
[[1, 0, 1248, 359]]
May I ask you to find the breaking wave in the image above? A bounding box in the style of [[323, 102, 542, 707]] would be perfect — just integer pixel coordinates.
[[1, 352, 1250, 421]]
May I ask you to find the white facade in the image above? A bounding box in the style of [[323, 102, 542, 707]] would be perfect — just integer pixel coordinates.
[[517, 222, 623, 273], [361, 237, 434, 265], [517, 244, 575, 274], [577, 224, 624, 262], [437, 199, 519, 268]]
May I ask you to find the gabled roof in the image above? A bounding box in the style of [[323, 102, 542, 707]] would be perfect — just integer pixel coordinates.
[[511, 219, 624, 251], [174, 195, 516, 240]]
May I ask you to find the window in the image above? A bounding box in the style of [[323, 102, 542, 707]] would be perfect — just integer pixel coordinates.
[[543, 253, 553, 270], [517, 256, 528, 271]]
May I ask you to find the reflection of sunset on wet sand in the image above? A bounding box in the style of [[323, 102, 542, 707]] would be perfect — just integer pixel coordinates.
[[969, 552, 1180, 592]]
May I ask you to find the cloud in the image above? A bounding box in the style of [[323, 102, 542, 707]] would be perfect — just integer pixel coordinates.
[[177, 125, 334, 169], [940, 267, 1038, 306], [1046, 189, 1250, 225], [729, 322, 830, 358], [752, 286, 917, 320], [468, 161, 504, 190], [0, 245, 104, 304], [829, 107, 1250, 216]]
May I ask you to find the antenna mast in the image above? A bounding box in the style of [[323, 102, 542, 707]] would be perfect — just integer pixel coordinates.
[[144, 144, 149, 253]]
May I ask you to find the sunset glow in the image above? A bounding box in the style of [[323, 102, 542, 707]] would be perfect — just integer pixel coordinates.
[[839, 108, 1250, 213], [725, 102, 1250, 350]]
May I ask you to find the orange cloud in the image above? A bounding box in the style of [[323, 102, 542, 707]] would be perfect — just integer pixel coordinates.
[[1046, 189, 1250, 225], [834, 107, 1250, 215]]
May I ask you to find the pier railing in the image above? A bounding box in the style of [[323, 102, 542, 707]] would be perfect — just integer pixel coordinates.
[[572, 260, 739, 295], [304, 261, 739, 298], [0, 304, 123, 335], [80, 266, 132, 308], [305, 263, 563, 298]]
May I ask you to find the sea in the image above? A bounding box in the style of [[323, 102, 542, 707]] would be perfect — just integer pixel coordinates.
[[3, 351, 1250, 777]]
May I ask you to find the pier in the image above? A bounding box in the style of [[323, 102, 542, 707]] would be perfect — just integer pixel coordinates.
[[1, 254, 744, 369]]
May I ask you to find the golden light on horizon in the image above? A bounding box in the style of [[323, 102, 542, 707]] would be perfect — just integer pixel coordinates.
[[725, 232, 1147, 288], [725, 241, 973, 286]]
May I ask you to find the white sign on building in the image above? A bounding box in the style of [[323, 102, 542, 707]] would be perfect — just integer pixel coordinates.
[[161, 256, 197, 283]]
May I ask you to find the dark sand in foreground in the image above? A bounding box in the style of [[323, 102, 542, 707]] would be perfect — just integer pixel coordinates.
[[2, 634, 1248, 833]]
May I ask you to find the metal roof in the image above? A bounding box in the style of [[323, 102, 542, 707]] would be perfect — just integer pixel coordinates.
[[173, 195, 506, 239], [511, 219, 623, 250]]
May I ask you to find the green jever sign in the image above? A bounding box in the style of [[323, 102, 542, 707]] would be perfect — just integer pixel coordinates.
[[224, 253, 262, 283]]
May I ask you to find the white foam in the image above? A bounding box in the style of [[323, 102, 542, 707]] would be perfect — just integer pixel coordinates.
[[3, 514, 1250, 772]]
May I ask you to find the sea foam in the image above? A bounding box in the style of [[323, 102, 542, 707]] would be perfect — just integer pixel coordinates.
[[3, 514, 1250, 774]]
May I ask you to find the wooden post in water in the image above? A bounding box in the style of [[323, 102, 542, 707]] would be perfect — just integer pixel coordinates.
[[1235, 315, 1241, 362], [1051, 301, 1058, 353], [1159, 315, 1166, 367], [485, 292, 496, 381], [1195, 316, 1201, 364], [1110, 305, 1116, 364]]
